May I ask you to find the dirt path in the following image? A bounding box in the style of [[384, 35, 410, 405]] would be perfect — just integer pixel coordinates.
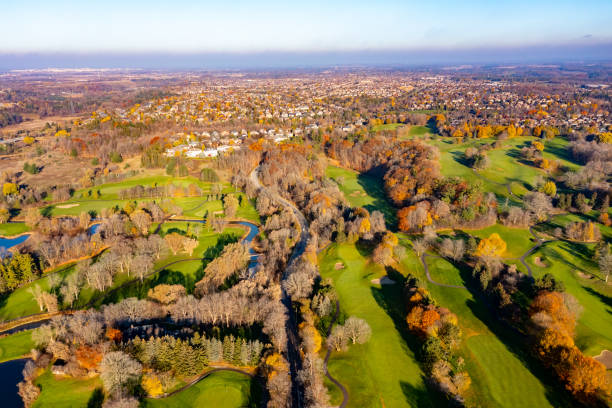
[[323, 301, 349, 408]]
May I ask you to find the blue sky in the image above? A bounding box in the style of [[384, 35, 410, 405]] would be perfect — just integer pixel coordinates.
[[1, 0, 611, 53]]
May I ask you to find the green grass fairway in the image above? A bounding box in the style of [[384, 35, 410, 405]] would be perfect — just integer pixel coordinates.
[[425, 256, 466, 286], [0, 330, 34, 362], [526, 240, 612, 356], [0, 223, 30, 236], [326, 165, 396, 228], [407, 125, 431, 137], [144, 370, 260, 408], [0, 264, 75, 321], [542, 137, 582, 171], [319, 243, 437, 408], [47, 172, 260, 222], [398, 236, 569, 408], [477, 137, 542, 189], [463, 224, 535, 259], [33, 370, 102, 408], [372, 123, 404, 132], [431, 139, 522, 206]]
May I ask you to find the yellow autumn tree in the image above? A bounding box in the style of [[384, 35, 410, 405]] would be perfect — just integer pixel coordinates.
[[142, 372, 164, 397], [474, 233, 507, 257], [2, 182, 17, 196]]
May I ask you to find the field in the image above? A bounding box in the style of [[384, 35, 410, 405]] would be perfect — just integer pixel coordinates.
[[0, 330, 34, 362], [0, 224, 244, 322], [326, 165, 396, 228], [33, 370, 102, 408], [397, 238, 572, 408], [460, 223, 535, 259], [319, 243, 439, 408], [46, 172, 260, 223], [144, 370, 260, 408]]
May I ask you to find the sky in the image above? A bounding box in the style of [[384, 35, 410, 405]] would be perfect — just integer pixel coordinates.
[[1, 0, 611, 68]]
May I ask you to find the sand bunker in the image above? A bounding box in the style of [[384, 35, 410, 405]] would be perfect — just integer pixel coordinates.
[[533, 257, 548, 268], [334, 262, 344, 270], [56, 203, 79, 209], [371, 276, 396, 285], [576, 271, 593, 280], [594, 350, 612, 369]]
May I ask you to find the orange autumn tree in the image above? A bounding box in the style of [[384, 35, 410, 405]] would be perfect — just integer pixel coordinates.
[[530, 291, 610, 400], [76, 345, 102, 371]]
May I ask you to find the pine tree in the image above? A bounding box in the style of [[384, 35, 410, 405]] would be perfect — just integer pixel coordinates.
[[223, 335, 234, 362], [240, 340, 250, 366]]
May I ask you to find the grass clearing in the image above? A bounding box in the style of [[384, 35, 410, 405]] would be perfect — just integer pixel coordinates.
[[463, 224, 535, 259], [144, 370, 260, 408], [0, 223, 30, 237], [0, 329, 34, 362], [33, 370, 102, 408], [326, 165, 396, 228]]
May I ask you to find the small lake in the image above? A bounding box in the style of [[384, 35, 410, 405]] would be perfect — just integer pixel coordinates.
[[0, 358, 28, 408], [0, 223, 100, 254], [0, 234, 30, 252]]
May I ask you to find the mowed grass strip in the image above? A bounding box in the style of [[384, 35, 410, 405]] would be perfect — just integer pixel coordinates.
[[144, 370, 260, 408], [320, 243, 435, 408]]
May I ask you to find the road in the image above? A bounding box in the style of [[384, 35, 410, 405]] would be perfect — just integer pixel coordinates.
[[249, 166, 306, 408]]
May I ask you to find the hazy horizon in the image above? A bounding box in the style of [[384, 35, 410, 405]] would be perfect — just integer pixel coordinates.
[[2, 43, 612, 70]]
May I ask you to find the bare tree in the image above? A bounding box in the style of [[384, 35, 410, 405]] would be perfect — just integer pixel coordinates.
[[343, 316, 371, 344], [599, 252, 612, 283], [524, 192, 552, 221], [132, 255, 154, 282], [130, 210, 152, 236], [412, 239, 429, 257], [326, 325, 348, 351], [164, 232, 184, 255], [18, 380, 40, 407], [28, 285, 45, 311], [183, 237, 198, 256], [100, 351, 142, 395]]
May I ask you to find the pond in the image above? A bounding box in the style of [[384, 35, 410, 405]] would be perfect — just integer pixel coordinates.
[[0, 358, 28, 407], [0, 234, 30, 252], [0, 222, 100, 253]]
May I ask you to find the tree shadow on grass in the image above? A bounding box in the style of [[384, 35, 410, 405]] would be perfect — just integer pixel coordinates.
[[356, 170, 397, 230], [97, 267, 201, 306], [583, 286, 612, 310], [457, 266, 589, 408], [369, 271, 449, 408], [86, 387, 104, 408]]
